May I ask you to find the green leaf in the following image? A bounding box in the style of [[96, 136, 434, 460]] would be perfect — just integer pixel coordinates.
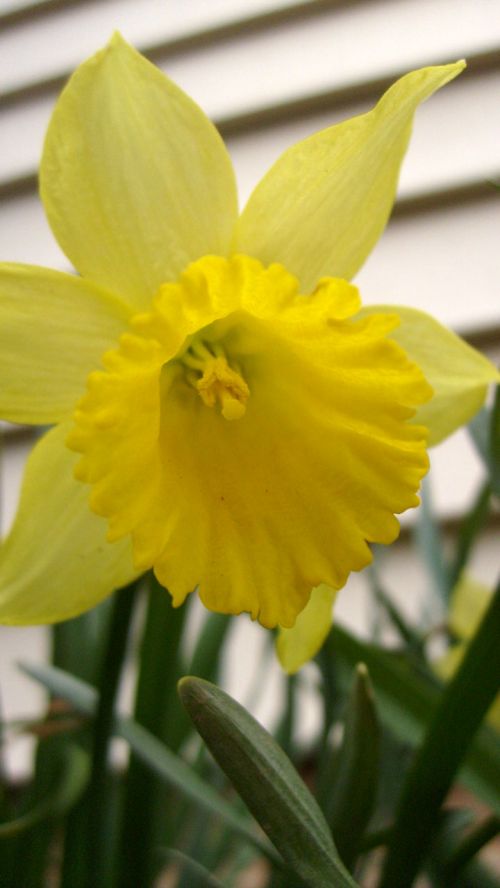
[[18, 662, 276, 864], [86, 580, 138, 888], [490, 386, 500, 493], [178, 676, 358, 888], [118, 575, 189, 888], [159, 849, 227, 888], [367, 561, 422, 650], [414, 475, 450, 601], [326, 625, 500, 813], [380, 582, 500, 887], [426, 809, 500, 888], [321, 664, 380, 867], [469, 391, 500, 497], [0, 743, 89, 838], [326, 626, 439, 744], [447, 482, 491, 593], [273, 673, 297, 759], [52, 596, 113, 683], [188, 612, 232, 683], [441, 813, 500, 881], [33, 587, 113, 887]]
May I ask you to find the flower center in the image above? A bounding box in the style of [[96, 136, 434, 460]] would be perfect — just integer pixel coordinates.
[[181, 338, 249, 421], [67, 254, 432, 630]]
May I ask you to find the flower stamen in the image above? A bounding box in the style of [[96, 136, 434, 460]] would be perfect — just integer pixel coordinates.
[[188, 348, 250, 421]]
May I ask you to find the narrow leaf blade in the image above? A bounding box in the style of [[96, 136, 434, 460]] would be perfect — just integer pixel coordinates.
[[159, 849, 227, 888], [323, 663, 380, 867], [0, 743, 89, 838], [178, 676, 358, 888], [326, 625, 500, 813], [381, 582, 500, 887], [18, 662, 277, 863]]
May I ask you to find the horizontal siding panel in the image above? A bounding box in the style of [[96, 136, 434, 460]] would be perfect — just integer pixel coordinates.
[[0, 434, 34, 534], [1, 63, 499, 196], [2, 0, 101, 16], [0, 0, 327, 93], [356, 199, 500, 333], [0, 192, 67, 266], [2, 0, 499, 102], [150, 0, 499, 123], [226, 69, 500, 204]]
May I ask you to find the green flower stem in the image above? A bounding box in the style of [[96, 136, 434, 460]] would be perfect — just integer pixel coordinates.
[[380, 580, 500, 888], [117, 575, 188, 888], [85, 579, 139, 888], [53, 603, 113, 888], [447, 481, 491, 593]]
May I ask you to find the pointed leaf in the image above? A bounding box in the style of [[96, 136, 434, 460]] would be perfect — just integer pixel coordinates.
[[447, 482, 491, 592], [413, 476, 450, 601], [159, 849, 227, 888], [325, 626, 500, 813], [381, 582, 500, 887], [322, 664, 380, 867], [178, 676, 358, 888], [470, 389, 500, 496]]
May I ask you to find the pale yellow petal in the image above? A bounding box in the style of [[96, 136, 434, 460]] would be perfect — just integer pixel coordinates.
[[277, 584, 337, 674], [359, 305, 500, 445], [235, 63, 464, 290], [0, 424, 138, 625], [0, 263, 131, 424], [40, 33, 238, 310], [448, 572, 493, 639]]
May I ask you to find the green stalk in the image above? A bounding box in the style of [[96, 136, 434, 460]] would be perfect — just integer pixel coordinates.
[[274, 673, 297, 759], [447, 481, 491, 593], [380, 581, 500, 887], [117, 575, 188, 888], [442, 814, 500, 881], [85, 580, 138, 888]]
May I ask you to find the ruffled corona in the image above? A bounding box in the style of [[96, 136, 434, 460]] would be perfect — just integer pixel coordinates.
[[67, 254, 432, 628]]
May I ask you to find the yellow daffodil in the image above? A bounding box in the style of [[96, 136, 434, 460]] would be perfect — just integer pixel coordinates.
[[1, 36, 498, 670]]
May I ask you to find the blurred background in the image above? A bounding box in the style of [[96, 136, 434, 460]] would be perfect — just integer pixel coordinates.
[[1, 0, 499, 777]]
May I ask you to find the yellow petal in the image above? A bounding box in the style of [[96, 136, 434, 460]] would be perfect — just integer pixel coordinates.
[[0, 263, 131, 424], [235, 62, 465, 290], [40, 33, 238, 310], [277, 584, 337, 674], [68, 255, 431, 629], [359, 305, 500, 445], [0, 424, 138, 624], [448, 572, 493, 639]]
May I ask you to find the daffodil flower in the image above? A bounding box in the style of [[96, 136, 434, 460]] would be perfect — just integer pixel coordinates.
[[1, 36, 498, 671]]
